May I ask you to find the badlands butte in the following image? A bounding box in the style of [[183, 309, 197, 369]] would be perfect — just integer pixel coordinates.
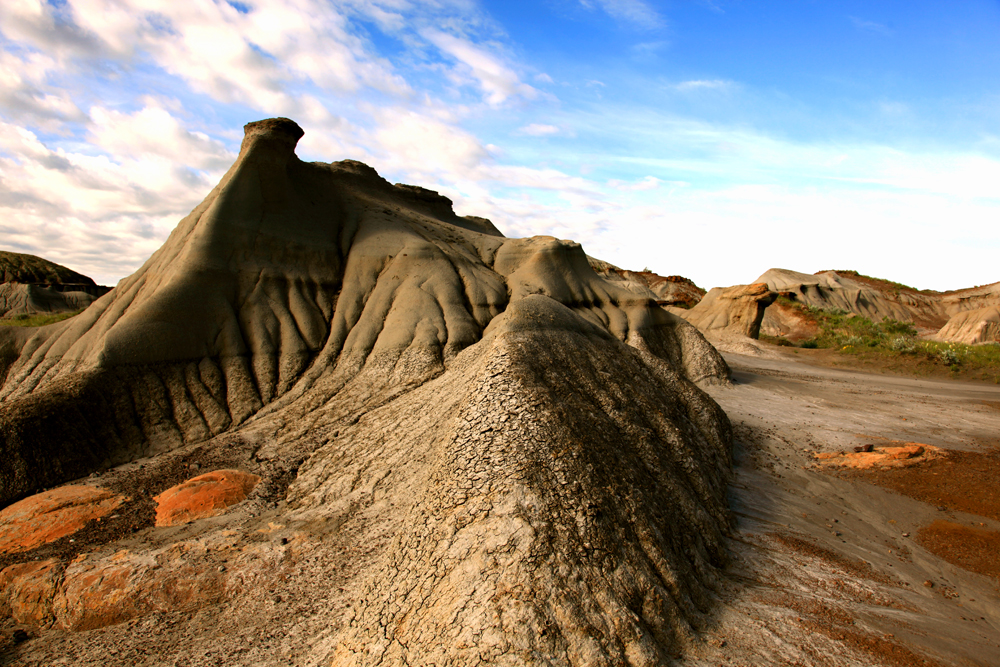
[[0, 118, 998, 666]]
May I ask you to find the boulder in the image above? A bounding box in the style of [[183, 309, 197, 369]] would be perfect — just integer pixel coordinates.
[[813, 443, 936, 469], [0, 486, 125, 554], [679, 282, 777, 339], [153, 469, 261, 526], [0, 559, 62, 626], [52, 548, 228, 631]]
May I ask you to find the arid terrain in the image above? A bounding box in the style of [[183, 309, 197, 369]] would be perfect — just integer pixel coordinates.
[[696, 346, 1000, 665], [0, 118, 998, 666]]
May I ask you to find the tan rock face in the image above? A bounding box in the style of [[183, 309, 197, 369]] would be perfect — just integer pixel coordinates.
[[0, 559, 62, 626], [679, 282, 778, 339], [935, 305, 1000, 345], [153, 470, 260, 527], [0, 486, 125, 554]]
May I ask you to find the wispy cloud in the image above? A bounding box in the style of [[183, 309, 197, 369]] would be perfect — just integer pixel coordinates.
[[423, 29, 538, 106], [583, 0, 665, 30], [850, 16, 894, 36], [607, 176, 662, 191], [675, 79, 734, 92], [516, 123, 561, 137]]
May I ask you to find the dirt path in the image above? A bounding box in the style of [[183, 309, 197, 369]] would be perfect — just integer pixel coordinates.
[[690, 352, 1000, 666]]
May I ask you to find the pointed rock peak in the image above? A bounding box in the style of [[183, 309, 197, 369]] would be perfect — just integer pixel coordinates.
[[239, 117, 304, 160]]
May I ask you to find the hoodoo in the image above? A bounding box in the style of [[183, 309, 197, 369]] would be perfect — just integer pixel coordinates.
[[0, 119, 734, 664]]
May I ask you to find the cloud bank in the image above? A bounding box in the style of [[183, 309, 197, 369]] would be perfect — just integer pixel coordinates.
[[0, 0, 998, 292]]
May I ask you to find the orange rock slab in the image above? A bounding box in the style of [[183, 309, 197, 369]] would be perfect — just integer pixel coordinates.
[[0, 559, 62, 625], [0, 486, 125, 554], [813, 443, 939, 470], [154, 469, 260, 527]]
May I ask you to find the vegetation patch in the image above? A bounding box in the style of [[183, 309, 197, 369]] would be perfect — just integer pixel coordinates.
[[0, 310, 84, 328], [816, 269, 936, 295], [765, 301, 1000, 383]]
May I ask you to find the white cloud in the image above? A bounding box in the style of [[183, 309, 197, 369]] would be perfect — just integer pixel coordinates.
[[87, 105, 234, 171], [373, 107, 491, 178], [0, 116, 226, 284], [517, 123, 560, 137], [607, 175, 661, 191], [423, 29, 537, 106]]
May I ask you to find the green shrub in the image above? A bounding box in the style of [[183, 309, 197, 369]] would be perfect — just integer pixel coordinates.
[[937, 347, 961, 365], [882, 319, 918, 337], [888, 336, 916, 353]]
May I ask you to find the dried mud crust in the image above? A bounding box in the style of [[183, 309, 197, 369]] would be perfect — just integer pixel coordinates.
[[917, 521, 1000, 580], [0, 434, 296, 573], [834, 448, 1000, 521]]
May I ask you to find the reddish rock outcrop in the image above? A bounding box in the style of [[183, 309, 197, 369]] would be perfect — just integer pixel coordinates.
[[0, 486, 125, 554], [0, 535, 285, 632], [153, 470, 260, 527], [0, 559, 62, 626], [814, 443, 937, 469], [52, 548, 228, 631], [587, 259, 707, 308]]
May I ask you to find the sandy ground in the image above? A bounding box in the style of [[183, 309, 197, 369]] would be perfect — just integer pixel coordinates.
[[692, 350, 1000, 666]]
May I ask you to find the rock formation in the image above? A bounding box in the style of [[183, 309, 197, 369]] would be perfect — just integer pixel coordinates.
[[0, 282, 98, 320], [755, 268, 1000, 341], [589, 259, 706, 309], [935, 306, 1000, 345], [0, 250, 96, 287], [0, 118, 735, 664], [675, 283, 777, 339]]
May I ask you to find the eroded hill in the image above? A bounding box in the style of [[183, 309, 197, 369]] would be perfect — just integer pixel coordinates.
[[0, 118, 736, 665]]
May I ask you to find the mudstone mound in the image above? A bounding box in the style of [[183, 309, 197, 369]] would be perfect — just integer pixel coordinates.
[[0, 118, 735, 664]]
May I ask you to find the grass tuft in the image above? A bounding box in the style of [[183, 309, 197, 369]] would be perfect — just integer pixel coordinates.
[[0, 309, 85, 328]]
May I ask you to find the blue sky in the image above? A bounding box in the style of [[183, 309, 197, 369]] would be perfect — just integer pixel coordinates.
[[1, 0, 998, 290]]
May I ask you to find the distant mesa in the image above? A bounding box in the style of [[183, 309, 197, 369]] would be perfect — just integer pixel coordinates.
[[0, 250, 110, 322], [589, 257, 706, 309], [666, 266, 1000, 345], [0, 250, 97, 288], [677, 282, 777, 339], [935, 305, 1000, 346]]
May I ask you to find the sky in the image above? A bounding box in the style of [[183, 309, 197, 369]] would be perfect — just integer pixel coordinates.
[[1, 0, 999, 290]]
